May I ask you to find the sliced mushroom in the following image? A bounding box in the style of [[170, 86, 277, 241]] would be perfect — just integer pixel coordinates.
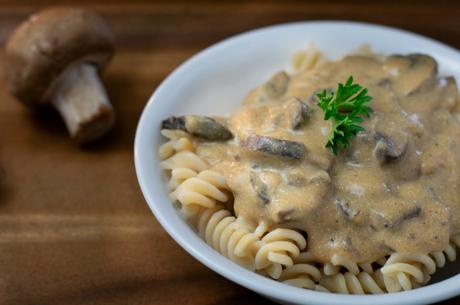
[[286, 172, 307, 187], [241, 134, 305, 160], [373, 131, 408, 163], [161, 115, 232, 140], [384, 54, 437, 96], [396, 206, 422, 224], [438, 76, 458, 110], [276, 208, 295, 224], [292, 99, 311, 129], [380, 206, 422, 230], [380, 243, 396, 253], [250, 171, 270, 205], [269, 98, 311, 130], [263, 71, 290, 98], [309, 170, 331, 184], [377, 78, 392, 89], [369, 198, 423, 231], [335, 198, 360, 220]]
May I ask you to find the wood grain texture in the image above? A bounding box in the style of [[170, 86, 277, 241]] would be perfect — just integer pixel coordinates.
[[0, 1, 459, 304]]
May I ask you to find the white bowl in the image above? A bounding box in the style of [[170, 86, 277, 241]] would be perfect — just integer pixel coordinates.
[[134, 21, 460, 305]]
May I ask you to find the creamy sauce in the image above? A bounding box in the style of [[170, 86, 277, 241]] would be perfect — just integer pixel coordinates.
[[195, 54, 460, 264]]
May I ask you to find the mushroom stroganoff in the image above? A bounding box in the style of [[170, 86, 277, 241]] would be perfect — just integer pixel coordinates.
[[158, 48, 460, 294]]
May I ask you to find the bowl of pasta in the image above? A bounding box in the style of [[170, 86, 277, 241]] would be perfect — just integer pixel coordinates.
[[134, 21, 460, 305]]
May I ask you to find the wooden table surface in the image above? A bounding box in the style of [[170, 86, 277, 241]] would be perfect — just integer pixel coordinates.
[[1, 1, 460, 304]]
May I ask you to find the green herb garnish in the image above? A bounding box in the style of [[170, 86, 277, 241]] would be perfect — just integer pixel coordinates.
[[316, 76, 373, 155]]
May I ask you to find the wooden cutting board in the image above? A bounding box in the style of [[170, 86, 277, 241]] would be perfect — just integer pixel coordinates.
[[1, 1, 460, 304]]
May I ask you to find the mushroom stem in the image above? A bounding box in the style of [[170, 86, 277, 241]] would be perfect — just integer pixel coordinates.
[[50, 63, 115, 143]]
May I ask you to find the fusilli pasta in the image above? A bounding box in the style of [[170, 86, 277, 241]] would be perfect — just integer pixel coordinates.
[[196, 206, 258, 269], [381, 239, 460, 292], [255, 228, 307, 279], [279, 251, 325, 291], [320, 271, 386, 294]]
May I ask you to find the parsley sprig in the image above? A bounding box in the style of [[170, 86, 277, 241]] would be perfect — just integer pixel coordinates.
[[316, 76, 373, 155]]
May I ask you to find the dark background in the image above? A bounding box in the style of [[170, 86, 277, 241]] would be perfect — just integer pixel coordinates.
[[0, 1, 459, 304]]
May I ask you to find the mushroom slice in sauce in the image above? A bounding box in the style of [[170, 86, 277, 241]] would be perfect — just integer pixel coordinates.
[[384, 54, 437, 96], [162, 115, 233, 140], [270, 98, 311, 130], [249, 171, 270, 205], [381, 206, 422, 230], [439, 76, 458, 111], [276, 208, 295, 223], [395, 206, 422, 225], [241, 134, 306, 160], [335, 198, 360, 220], [263, 71, 290, 98], [292, 99, 311, 129], [373, 131, 408, 163]]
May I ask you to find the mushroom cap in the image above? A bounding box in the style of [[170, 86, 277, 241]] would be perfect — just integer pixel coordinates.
[[4, 7, 115, 107]]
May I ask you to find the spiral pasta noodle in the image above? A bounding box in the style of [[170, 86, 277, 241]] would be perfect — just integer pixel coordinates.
[[255, 229, 307, 279], [171, 170, 229, 209], [322, 256, 383, 276], [310, 252, 387, 294], [159, 130, 209, 193], [322, 255, 361, 275], [292, 44, 322, 72], [320, 239, 460, 295], [196, 206, 261, 270], [278, 251, 326, 291], [381, 239, 460, 292], [159, 129, 194, 159], [159, 130, 229, 217], [320, 271, 387, 294], [196, 207, 309, 278], [281, 264, 327, 291], [160, 151, 209, 174]]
